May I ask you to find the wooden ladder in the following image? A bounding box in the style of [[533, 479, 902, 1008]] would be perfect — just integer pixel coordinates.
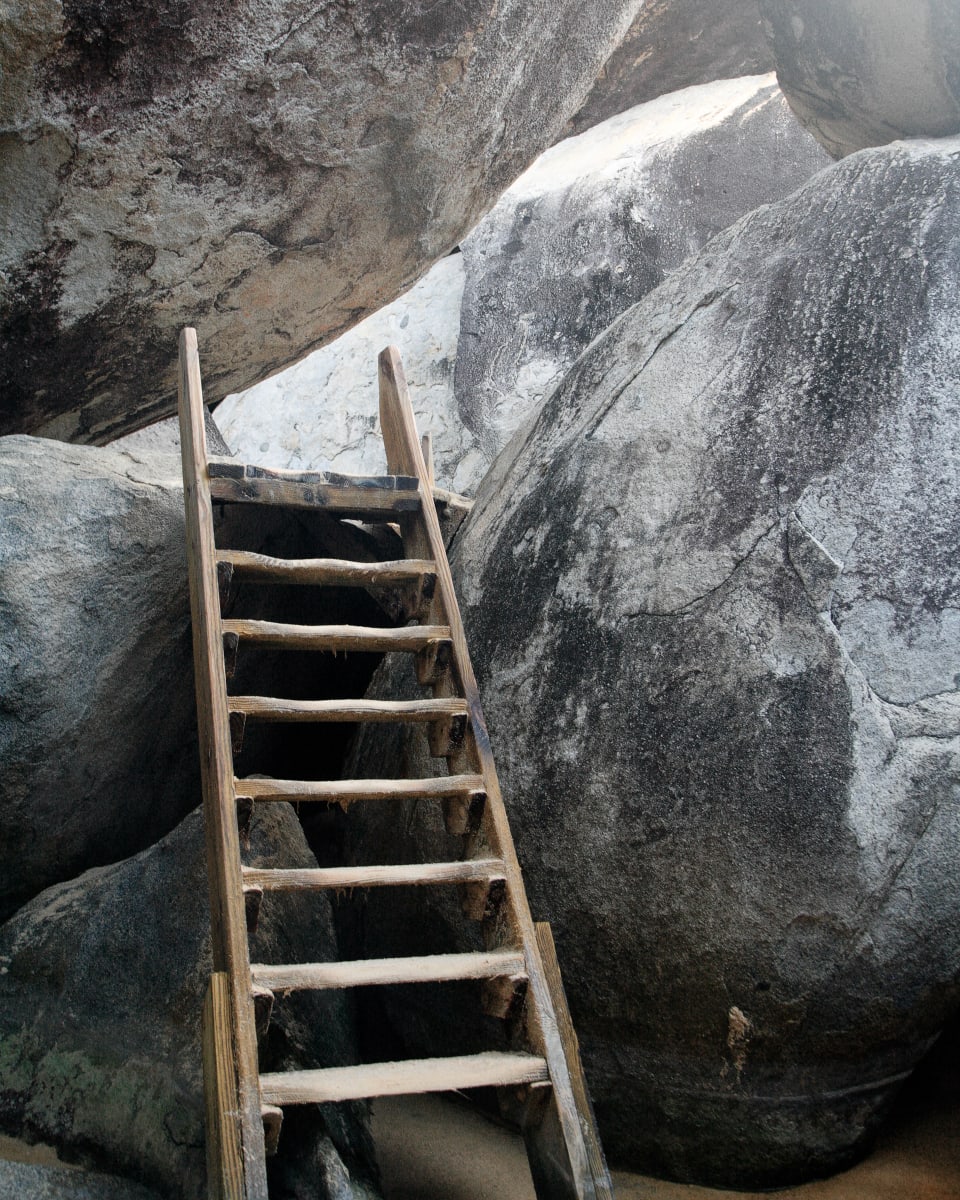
[[177, 328, 613, 1200]]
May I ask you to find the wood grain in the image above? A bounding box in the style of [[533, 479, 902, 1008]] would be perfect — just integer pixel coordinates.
[[260, 1052, 549, 1105], [216, 550, 435, 587], [229, 695, 468, 723], [250, 949, 526, 992], [234, 774, 485, 802], [223, 619, 451, 653], [202, 972, 245, 1200]]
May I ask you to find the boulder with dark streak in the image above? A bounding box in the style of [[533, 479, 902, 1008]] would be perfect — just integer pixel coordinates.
[[455, 75, 828, 471], [0, 0, 641, 442], [346, 135, 960, 1187]]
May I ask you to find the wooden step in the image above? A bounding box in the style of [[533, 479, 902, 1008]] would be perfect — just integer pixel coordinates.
[[228, 695, 468, 724], [222, 619, 451, 654], [260, 1051, 549, 1105], [234, 774, 485, 803], [242, 858, 506, 892], [216, 550, 436, 588], [250, 949, 526, 993], [207, 459, 421, 517]]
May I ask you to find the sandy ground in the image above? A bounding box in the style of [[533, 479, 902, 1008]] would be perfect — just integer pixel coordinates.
[[373, 1090, 960, 1200], [2, 1083, 956, 1197]]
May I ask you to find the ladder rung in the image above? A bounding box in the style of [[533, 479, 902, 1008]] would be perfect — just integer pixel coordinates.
[[222, 619, 451, 653], [216, 550, 436, 587], [228, 696, 468, 723], [242, 859, 506, 891], [260, 1051, 549, 1105], [250, 950, 526, 992], [207, 459, 421, 516], [234, 774, 485, 802]]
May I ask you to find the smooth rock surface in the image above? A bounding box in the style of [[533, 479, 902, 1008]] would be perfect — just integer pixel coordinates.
[[0, 0, 641, 443], [568, 0, 773, 136], [0, 439, 196, 920], [214, 77, 828, 493], [0, 804, 376, 1200], [347, 135, 960, 1186], [215, 253, 485, 492], [455, 75, 829, 472], [760, 0, 960, 158]]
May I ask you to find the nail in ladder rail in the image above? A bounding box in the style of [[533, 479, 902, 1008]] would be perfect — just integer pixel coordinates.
[[177, 327, 614, 1200]]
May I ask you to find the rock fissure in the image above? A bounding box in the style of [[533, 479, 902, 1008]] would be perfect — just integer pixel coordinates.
[[625, 516, 781, 619]]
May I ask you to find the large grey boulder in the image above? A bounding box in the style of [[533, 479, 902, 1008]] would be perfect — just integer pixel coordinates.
[[347, 135, 960, 1187], [455, 75, 829, 472], [0, 435, 398, 920], [0, 804, 376, 1199], [0, 0, 641, 443], [0, 439, 196, 920], [568, 0, 773, 136], [760, 0, 960, 158], [213, 76, 828, 494]]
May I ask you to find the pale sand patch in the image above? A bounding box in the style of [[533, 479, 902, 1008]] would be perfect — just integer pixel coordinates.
[[373, 1091, 960, 1200], [0, 1134, 74, 1169]]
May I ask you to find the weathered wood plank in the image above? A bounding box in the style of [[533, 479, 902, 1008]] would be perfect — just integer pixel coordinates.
[[250, 949, 525, 992], [222, 619, 451, 654], [208, 471, 421, 516], [229, 695, 468, 723], [178, 328, 267, 1199], [202, 972, 245, 1200], [216, 550, 435, 588], [260, 1052, 549, 1106], [242, 859, 506, 892], [234, 774, 485, 803], [208, 459, 418, 490]]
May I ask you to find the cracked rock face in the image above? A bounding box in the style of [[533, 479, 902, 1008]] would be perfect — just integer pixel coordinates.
[[0, 804, 376, 1199], [350, 136, 960, 1186], [0, 0, 640, 443], [759, 0, 960, 158], [567, 0, 773, 137]]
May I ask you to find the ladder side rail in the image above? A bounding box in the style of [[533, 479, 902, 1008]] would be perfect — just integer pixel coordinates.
[[203, 972, 246, 1200], [178, 328, 269, 1199], [378, 345, 597, 1200]]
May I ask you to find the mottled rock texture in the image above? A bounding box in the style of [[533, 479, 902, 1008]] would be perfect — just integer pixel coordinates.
[[455, 75, 829, 473], [0, 805, 376, 1200], [347, 135, 960, 1187], [0, 436, 396, 920], [760, 0, 960, 158], [208, 77, 828, 494], [568, 0, 773, 136], [0, 0, 641, 443], [0, 1161, 161, 1200]]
